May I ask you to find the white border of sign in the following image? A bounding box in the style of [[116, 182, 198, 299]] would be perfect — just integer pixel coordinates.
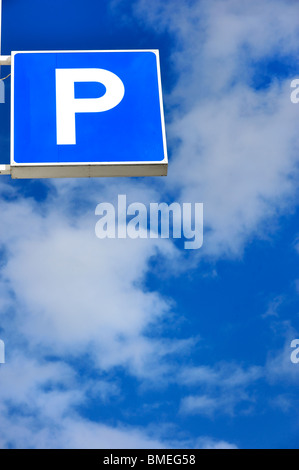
[[10, 50, 168, 179]]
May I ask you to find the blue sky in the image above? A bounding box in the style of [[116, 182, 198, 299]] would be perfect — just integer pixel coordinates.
[[0, 0, 299, 449]]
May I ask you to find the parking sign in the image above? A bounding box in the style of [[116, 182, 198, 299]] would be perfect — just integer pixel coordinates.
[[11, 50, 168, 178]]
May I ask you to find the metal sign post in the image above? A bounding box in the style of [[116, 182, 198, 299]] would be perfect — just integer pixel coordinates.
[[0, 0, 12, 175], [0, 0, 11, 67], [0, 0, 2, 58], [0, 0, 11, 89]]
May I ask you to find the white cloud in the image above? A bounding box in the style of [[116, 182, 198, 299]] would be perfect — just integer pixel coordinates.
[[196, 437, 238, 450], [179, 362, 262, 416], [0, 187, 185, 379], [180, 363, 263, 388], [0, 183, 199, 448], [0, 411, 168, 449], [262, 295, 285, 319], [270, 394, 293, 413], [178, 338, 299, 417], [174, 324, 299, 419], [0, 181, 239, 448], [132, 0, 299, 258], [181, 394, 221, 416]]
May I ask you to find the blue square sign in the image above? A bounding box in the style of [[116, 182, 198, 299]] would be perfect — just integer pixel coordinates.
[[10, 50, 168, 178]]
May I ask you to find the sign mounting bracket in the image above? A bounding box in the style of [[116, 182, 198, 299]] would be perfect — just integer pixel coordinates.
[[0, 0, 11, 176]]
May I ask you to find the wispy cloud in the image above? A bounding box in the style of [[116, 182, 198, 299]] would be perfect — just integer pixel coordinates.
[[262, 295, 285, 319], [132, 0, 299, 258], [179, 363, 262, 416], [196, 437, 238, 450], [0, 181, 202, 448], [0, 184, 185, 378]]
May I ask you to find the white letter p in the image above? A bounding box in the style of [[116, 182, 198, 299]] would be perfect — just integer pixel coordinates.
[[56, 68, 125, 145]]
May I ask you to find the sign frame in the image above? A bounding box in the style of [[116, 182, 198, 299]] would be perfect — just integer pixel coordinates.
[[10, 50, 168, 179]]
